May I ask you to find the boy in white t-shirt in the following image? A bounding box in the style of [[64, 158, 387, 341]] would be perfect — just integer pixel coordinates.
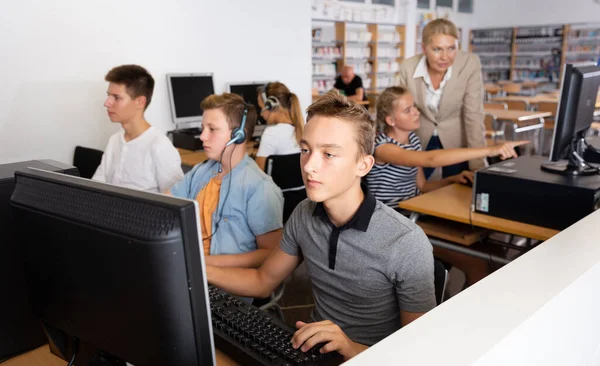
[[93, 64, 183, 192]]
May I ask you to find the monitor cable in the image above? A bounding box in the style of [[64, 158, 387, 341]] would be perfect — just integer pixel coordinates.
[[202, 144, 235, 243], [67, 337, 79, 366]]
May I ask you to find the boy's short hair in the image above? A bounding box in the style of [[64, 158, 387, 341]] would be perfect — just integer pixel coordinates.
[[376, 86, 409, 132], [201, 93, 257, 141], [105, 65, 155, 110], [306, 90, 375, 158]]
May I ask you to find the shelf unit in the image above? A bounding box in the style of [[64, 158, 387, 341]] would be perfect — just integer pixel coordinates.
[[512, 25, 565, 83], [470, 28, 513, 82], [565, 23, 600, 65], [470, 23, 600, 85], [311, 21, 405, 95]]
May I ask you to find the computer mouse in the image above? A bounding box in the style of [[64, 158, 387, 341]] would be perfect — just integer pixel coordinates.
[[461, 180, 473, 188]]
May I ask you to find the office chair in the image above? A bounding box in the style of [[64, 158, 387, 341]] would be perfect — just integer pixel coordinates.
[[434, 259, 449, 305], [264, 153, 306, 223], [258, 153, 306, 319], [73, 146, 103, 179]]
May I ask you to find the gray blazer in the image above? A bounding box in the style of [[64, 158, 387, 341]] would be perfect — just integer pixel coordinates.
[[398, 51, 487, 170]]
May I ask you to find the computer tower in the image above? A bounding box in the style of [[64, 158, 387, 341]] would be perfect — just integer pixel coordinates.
[[168, 128, 204, 151], [474, 156, 600, 230], [0, 160, 78, 360]]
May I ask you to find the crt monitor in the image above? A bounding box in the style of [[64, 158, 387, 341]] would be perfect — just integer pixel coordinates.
[[10, 168, 215, 366], [167, 73, 215, 125], [227, 81, 267, 126], [542, 63, 600, 175]]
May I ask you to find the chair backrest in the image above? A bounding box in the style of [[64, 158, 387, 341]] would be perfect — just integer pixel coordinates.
[[484, 114, 497, 133], [505, 100, 529, 111], [536, 101, 559, 130], [536, 101, 558, 116], [73, 146, 104, 179], [484, 84, 501, 101], [503, 83, 522, 95], [434, 259, 448, 305], [484, 102, 507, 110], [265, 153, 306, 223]]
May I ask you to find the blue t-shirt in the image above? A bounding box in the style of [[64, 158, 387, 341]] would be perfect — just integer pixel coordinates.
[[170, 155, 284, 255]]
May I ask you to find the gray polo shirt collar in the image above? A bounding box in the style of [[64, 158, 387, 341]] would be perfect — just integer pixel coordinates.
[[312, 186, 377, 270]]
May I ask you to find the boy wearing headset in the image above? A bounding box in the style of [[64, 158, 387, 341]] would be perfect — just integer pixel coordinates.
[[170, 93, 284, 269]]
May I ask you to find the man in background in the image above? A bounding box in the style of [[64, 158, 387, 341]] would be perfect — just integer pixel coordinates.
[[334, 65, 367, 102]]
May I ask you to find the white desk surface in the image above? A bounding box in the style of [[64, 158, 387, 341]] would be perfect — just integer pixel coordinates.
[[344, 209, 600, 366]]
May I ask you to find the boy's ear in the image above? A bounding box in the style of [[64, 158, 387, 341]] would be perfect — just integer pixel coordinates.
[[135, 96, 147, 110], [356, 153, 375, 178]]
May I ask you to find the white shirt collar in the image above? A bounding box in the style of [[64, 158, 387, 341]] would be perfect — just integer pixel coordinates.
[[412, 55, 453, 90]]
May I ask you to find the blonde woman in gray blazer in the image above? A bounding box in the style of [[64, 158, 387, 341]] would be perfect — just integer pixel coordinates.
[[398, 19, 486, 177]]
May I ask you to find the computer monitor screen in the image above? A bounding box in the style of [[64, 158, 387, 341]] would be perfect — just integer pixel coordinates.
[[542, 64, 600, 175], [167, 73, 215, 125], [10, 168, 215, 366], [227, 81, 267, 125]]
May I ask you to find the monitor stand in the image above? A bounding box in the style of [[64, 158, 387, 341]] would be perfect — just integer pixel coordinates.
[[540, 160, 598, 175], [541, 136, 599, 176], [87, 352, 127, 366]]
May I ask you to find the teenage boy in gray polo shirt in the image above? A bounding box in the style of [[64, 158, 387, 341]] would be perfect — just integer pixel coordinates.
[[206, 91, 436, 361]]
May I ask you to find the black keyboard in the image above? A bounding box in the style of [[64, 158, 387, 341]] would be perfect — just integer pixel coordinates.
[[209, 286, 344, 366]]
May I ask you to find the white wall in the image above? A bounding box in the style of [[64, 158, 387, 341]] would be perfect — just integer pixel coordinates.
[[0, 0, 311, 165], [473, 0, 600, 28]]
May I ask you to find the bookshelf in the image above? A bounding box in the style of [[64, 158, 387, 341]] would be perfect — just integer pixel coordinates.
[[470, 28, 513, 82], [469, 23, 598, 86], [565, 23, 600, 65], [512, 25, 564, 83], [312, 20, 405, 95]]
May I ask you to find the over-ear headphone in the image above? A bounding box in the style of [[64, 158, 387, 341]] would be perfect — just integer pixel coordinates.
[[260, 82, 280, 111], [225, 106, 248, 147]]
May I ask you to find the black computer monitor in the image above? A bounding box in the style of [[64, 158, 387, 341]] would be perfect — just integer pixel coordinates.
[[167, 73, 215, 125], [10, 168, 215, 366], [227, 81, 267, 125], [0, 160, 78, 362], [542, 63, 600, 175]]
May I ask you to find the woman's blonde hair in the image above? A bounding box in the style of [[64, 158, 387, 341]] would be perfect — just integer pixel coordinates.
[[375, 86, 409, 132], [262, 82, 304, 145], [422, 18, 458, 45]]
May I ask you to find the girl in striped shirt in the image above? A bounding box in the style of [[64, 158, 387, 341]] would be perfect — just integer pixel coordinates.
[[366, 86, 526, 287], [366, 86, 525, 209]]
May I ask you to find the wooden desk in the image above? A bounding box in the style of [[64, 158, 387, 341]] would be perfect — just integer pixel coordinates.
[[178, 145, 258, 167], [1, 345, 237, 366], [483, 109, 551, 124], [492, 95, 558, 106], [176, 147, 195, 156], [399, 184, 559, 242], [180, 150, 208, 167]]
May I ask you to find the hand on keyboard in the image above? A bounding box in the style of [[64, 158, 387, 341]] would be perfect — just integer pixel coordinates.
[[209, 286, 343, 365], [292, 320, 368, 361]]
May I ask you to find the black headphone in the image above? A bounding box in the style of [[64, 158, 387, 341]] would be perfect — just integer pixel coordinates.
[[225, 106, 248, 147], [260, 82, 280, 112]]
